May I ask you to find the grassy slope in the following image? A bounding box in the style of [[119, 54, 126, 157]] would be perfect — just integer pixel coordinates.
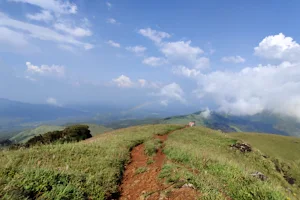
[[230, 132, 300, 162], [0, 124, 182, 200], [1, 125, 299, 199], [162, 127, 300, 200]]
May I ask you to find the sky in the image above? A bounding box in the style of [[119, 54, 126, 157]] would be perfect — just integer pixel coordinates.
[[1, 0, 300, 118]]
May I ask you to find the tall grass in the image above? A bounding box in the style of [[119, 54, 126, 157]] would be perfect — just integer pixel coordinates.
[[163, 127, 299, 200], [0, 124, 183, 200]]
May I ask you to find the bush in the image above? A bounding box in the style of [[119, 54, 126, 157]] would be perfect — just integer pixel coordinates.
[[26, 125, 92, 147]]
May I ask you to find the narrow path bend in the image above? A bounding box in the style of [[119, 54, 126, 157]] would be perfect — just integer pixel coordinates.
[[119, 128, 198, 200]]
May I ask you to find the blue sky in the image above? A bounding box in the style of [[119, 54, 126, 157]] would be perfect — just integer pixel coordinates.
[[1, 0, 300, 118]]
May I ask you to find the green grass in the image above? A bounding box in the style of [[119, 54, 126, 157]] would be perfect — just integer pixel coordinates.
[[135, 167, 148, 175], [144, 138, 162, 156], [1, 124, 299, 199], [230, 132, 300, 162], [0, 124, 183, 200], [163, 127, 300, 200]]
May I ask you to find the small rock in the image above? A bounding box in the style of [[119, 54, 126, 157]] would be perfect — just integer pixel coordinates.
[[250, 171, 267, 181], [230, 143, 252, 153], [182, 183, 196, 189]]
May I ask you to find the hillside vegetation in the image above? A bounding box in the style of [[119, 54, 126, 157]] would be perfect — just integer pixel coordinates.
[[0, 125, 182, 199], [0, 125, 299, 199], [9, 124, 113, 144], [163, 127, 300, 199]]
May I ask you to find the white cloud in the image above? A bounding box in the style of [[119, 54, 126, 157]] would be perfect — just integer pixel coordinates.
[[0, 12, 93, 50], [200, 108, 211, 119], [194, 61, 300, 119], [58, 44, 76, 53], [126, 45, 147, 54], [161, 40, 209, 69], [172, 66, 200, 77], [26, 10, 53, 22], [143, 57, 167, 66], [254, 33, 300, 62], [25, 75, 36, 81], [107, 40, 121, 48], [139, 28, 171, 44], [54, 23, 92, 37], [106, 18, 117, 24], [46, 97, 60, 106], [0, 27, 28, 47], [26, 62, 65, 77], [160, 100, 169, 106], [106, 2, 112, 9], [221, 56, 245, 63], [138, 79, 147, 87], [9, 0, 77, 14], [113, 75, 133, 88], [158, 83, 186, 103]]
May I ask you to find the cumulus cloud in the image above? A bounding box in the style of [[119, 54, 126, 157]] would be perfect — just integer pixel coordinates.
[[126, 45, 147, 55], [139, 28, 171, 44], [46, 97, 60, 106], [54, 23, 92, 37], [161, 41, 209, 69], [221, 56, 245, 63], [26, 10, 53, 22], [158, 83, 186, 103], [0, 12, 93, 50], [143, 57, 167, 67], [194, 61, 300, 119], [113, 75, 133, 88], [172, 66, 200, 77], [254, 33, 300, 62], [9, 0, 77, 14], [26, 62, 65, 77], [107, 40, 121, 48]]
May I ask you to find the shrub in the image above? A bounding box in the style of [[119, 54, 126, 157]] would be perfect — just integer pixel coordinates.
[[26, 125, 92, 147]]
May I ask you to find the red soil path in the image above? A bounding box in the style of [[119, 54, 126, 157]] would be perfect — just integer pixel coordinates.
[[119, 129, 199, 200]]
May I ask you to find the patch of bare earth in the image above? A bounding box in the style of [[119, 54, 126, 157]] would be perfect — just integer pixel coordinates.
[[119, 129, 200, 200]]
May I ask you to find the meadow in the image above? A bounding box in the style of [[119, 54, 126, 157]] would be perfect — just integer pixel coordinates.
[[0, 124, 299, 199], [0, 124, 183, 199]]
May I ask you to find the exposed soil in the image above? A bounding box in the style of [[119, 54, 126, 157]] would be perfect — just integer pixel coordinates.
[[119, 129, 200, 200]]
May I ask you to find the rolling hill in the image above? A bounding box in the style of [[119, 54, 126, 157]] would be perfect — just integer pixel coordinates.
[[161, 110, 300, 137], [0, 125, 299, 199]]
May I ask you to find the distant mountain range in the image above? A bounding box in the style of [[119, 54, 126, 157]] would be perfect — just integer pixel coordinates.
[[0, 98, 86, 121], [1, 98, 300, 139]]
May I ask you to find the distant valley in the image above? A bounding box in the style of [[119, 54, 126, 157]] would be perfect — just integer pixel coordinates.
[[1, 98, 300, 144]]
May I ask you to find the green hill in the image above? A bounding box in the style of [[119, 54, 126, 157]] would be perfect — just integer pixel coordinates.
[[161, 110, 300, 137], [83, 123, 113, 136], [10, 125, 65, 143], [10, 124, 113, 143], [1, 124, 299, 199]]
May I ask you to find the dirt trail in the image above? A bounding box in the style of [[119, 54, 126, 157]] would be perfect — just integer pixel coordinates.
[[119, 129, 199, 200]]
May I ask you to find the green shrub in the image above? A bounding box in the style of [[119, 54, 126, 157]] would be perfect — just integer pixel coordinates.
[[26, 125, 92, 147]]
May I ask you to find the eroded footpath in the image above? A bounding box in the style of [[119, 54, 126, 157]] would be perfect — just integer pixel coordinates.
[[119, 129, 199, 200]]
